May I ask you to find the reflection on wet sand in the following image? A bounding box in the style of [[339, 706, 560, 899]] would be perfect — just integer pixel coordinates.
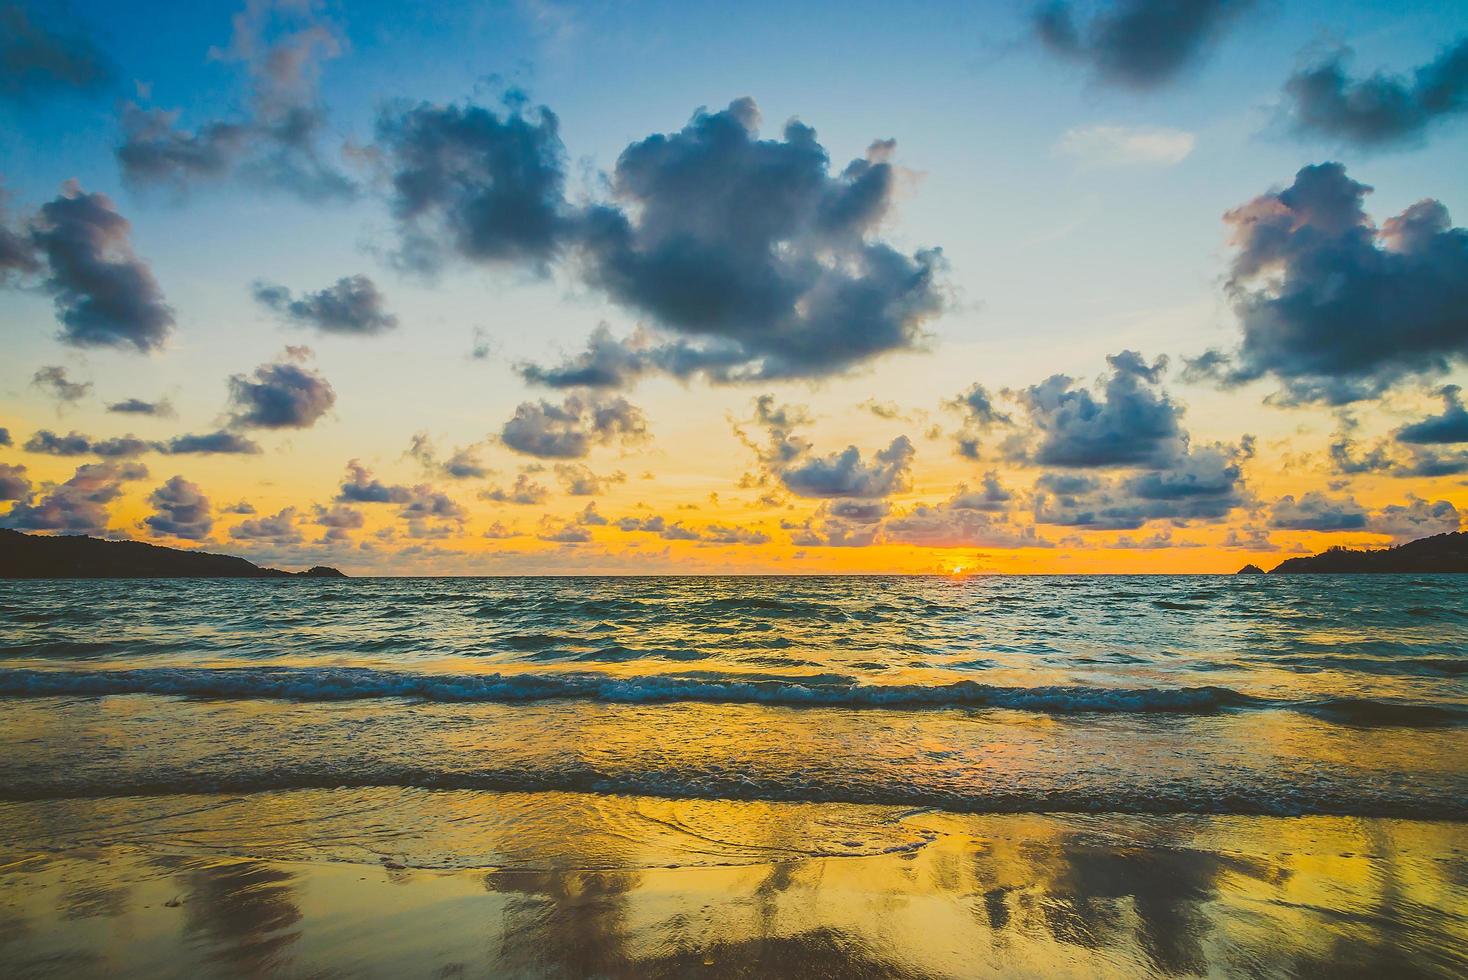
[[0, 789, 1464, 978]]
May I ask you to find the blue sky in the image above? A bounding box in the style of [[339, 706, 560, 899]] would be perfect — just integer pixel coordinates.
[[2, 0, 1466, 572]]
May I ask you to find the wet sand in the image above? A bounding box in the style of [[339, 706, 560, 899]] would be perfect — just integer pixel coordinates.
[[2, 789, 1465, 978]]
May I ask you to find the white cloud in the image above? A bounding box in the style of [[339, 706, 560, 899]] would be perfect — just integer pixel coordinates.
[[1056, 125, 1196, 167]]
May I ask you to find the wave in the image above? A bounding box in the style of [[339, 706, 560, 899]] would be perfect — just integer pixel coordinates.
[[0, 665, 1460, 725], [3, 764, 1463, 819]]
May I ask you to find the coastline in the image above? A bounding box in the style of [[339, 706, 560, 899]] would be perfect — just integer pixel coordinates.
[[3, 788, 1465, 978]]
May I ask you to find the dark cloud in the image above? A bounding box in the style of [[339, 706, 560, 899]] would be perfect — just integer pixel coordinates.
[[229, 505, 302, 544], [517, 323, 659, 389], [538, 519, 591, 544], [1032, 440, 1250, 530], [30, 365, 91, 404], [616, 513, 769, 545], [164, 430, 263, 455], [405, 432, 489, 479], [950, 472, 1013, 512], [0, 427, 10, 447], [107, 397, 174, 417], [500, 394, 648, 459], [883, 500, 1046, 549], [0, 2, 112, 104], [0, 186, 40, 280], [143, 475, 213, 540], [1010, 351, 1184, 467], [1281, 39, 1468, 148], [252, 275, 398, 335], [948, 383, 1010, 459], [24, 429, 150, 457], [398, 487, 468, 524], [1370, 496, 1461, 542], [336, 459, 411, 503], [1268, 491, 1368, 532], [780, 436, 914, 499], [374, 91, 569, 272], [28, 182, 175, 352], [116, 2, 353, 201], [1034, 0, 1253, 90], [1397, 385, 1468, 444], [0, 461, 29, 500], [554, 462, 625, 496], [223, 500, 256, 515], [480, 473, 549, 505], [574, 99, 945, 381], [226, 349, 335, 428], [1201, 164, 1468, 404], [0, 460, 146, 533], [575, 502, 608, 526]]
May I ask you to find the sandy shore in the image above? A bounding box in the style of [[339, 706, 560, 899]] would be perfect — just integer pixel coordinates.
[[2, 789, 1465, 978]]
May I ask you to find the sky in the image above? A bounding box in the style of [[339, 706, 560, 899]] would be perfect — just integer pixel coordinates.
[[1, 0, 1466, 574]]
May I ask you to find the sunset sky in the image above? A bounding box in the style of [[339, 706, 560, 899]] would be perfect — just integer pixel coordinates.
[[2, 0, 1466, 573]]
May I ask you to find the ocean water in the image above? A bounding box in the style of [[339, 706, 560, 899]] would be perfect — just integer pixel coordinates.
[[1, 574, 1465, 818]]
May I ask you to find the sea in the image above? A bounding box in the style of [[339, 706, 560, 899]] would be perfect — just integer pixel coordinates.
[[1, 574, 1464, 817]]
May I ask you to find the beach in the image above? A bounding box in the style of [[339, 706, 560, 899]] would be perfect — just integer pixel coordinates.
[[3, 789, 1465, 978]]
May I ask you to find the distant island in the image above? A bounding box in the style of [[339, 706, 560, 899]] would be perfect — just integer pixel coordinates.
[[1238, 531, 1468, 574], [0, 529, 345, 579]]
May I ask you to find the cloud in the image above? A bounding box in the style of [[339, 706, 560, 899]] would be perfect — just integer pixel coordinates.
[[1370, 496, 1461, 542], [481, 473, 549, 505], [143, 475, 213, 539], [1198, 164, 1468, 404], [336, 459, 411, 503], [0, 460, 147, 533], [1055, 124, 1195, 166], [882, 501, 1046, 549], [538, 519, 591, 543], [252, 275, 398, 335], [517, 323, 660, 389], [1281, 39, 1468, 149], [107, 397, 174, 417], [0, 3, 112, 104], [1009, 351, 1184, 467], [229, 505, 302, 544], [500, 393, 648, 459], [163, 430, 263, 455], [398, 487, 468, 524], [1397, 385, 1468, 444], [1032, 439, 1250, 530], [950, 472, 1013, 512], [1268, 491, 1368, 532], [1034, 0, 1254, 89], [616, 513, 769, 544], [554, 462, 625, 496], [948, 383, 1010, 459], [0, 461, 30, 500], [374, 90, 569, 272], [31, 365, 91, 404], [405, 432, 490, 479], [24, 429, 151, 457], [574, 99, 945, 381], [780, 436, 915, 499], [23, 182, 175, 352], [226, 348, 335, 428], [0, 427, 9, 447], [116, 0, 354, 201]]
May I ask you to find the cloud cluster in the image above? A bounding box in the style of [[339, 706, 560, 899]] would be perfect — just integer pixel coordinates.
[[230, 505, 302, 544], [116, 0, 354, 201], [500, 394, 648, 459], [0, 462, 29, 500], [554, 463, 625, 496], [1281, 39, 1468, 148], [481, 473, 549, 505], [143, 475, 213, 539], [336, 459, 410, 503], [390, 95, 946, 382], [24, 429, 151, 457], [948, 383, 1010, 459], [1268, 491, 1460, 542], [1034, 0, 1254, 89], [1194, 164, 1468, 404], [1397, 385, 1468, 445], [226, 348, 336, 428], [1009, 351, 1184, 467], [616, 513, 769, 545], [107, 397, 174, 417], [0, 460, 147, 534], [405, 433, 490, 479]]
